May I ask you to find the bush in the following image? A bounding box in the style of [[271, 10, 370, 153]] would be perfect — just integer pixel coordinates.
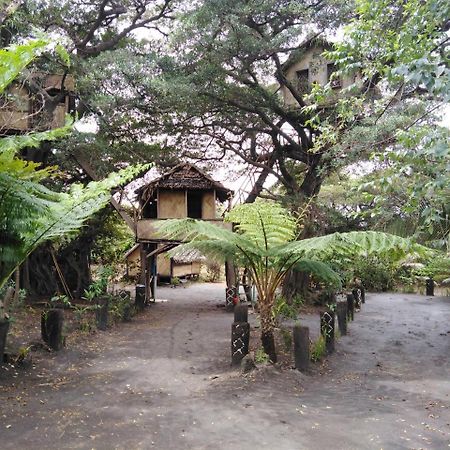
[[351, 256, 396, 291]]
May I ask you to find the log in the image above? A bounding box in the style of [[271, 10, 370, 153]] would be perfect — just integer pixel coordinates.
[[336, 301, 348, 336], [231, 322, 250, 366], [293, 325, 309, 372]]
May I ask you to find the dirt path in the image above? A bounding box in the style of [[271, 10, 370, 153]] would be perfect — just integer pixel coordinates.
[[1, 284, 449, 449]]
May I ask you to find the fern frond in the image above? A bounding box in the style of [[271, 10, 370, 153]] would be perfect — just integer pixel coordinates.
[[293, 259, 342, 289]]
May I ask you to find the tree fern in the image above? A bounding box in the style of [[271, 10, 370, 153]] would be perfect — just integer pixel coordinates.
[[157, 201, 437, 361]]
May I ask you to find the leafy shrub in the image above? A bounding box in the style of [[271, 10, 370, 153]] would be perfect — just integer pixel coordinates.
[[255, 347, 270, 364], [352, 256, 396, 291], [272, 295, 304, 325], [310, 335, 326, 362]]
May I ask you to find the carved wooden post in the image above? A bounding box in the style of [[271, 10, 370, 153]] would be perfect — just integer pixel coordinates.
[[225, 260, 238, 311], [96, 296, 109, 330], [360, 286, 366, 303], [336, 301, 348, 336], [231, 322, 250, 365], [346, 293, 355, 321], [41, 309, 64, 350], [135, 284, 146, 311], [352, 288, 361, 309], [320, 309, 335, 354], [293, 325, 310, 372], [426, 278, 434, 296]]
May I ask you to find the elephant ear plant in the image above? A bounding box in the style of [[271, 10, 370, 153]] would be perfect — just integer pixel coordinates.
[[157, 200, 433, 362]]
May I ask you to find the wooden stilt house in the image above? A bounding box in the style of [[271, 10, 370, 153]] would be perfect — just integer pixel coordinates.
[[134, 163, 233, 299]]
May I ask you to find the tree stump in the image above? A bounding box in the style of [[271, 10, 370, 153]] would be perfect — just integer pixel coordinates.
[[135, 284, 146, 311], [231, 322, 250, 366], [96, 297, 109, 330], [320, 310, 335, 354], [346, 293, 355, 321], [234, 304, 248, 323], [41, 309, 64, 351], [336, 301, 348, 336], [293, 325, 309, 372], [426, 278, 434, 296]]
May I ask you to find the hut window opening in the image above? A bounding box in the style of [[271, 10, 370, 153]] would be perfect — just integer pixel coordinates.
[[296, 69, 310, 92], [187, 191, 203, 219], [142, 197, 158, 218]]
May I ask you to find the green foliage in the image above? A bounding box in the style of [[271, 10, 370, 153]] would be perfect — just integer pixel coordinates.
[[416, 258, 450, 284], [310, 335, 326, 362], [83, 266, 114, 300], [255, 348, 270, 364], [272, 296, 302, 325], [352, 256, 396, 292], [90, 210, 135, 264], [0, 41, 151, 292], [0, 40, 48, 93], [332, 0, 450, 101], [49, 294, 71, 308], [108, 294, 134, 324]]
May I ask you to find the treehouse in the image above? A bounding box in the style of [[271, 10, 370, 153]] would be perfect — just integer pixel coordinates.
[[280, 39, 358, 108], [0, 72, 75, 133], [135, 163, 233, 294]]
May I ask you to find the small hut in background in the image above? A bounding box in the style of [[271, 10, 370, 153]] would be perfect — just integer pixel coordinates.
[[134, 163, 233, 299]]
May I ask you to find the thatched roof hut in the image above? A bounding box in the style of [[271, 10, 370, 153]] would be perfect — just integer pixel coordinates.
[[136, 163, 233, 203]]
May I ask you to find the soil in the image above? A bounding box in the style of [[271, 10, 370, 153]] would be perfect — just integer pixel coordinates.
[[1, 283, 449, 449]]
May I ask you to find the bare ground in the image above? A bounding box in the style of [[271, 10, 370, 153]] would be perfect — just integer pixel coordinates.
[[1, 283, 449, 449]]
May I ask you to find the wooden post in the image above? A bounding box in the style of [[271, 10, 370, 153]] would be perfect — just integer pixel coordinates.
[[336, 301, 348, 336], [95, 297, 109, 330], [426, 278, 434, 296], [41, 309, 64, 350], [320, 309, 335, 354], [360, 286, 365, 303], [293, 325, 309, 372], [135, 284, 146, 311], [231, 322, 250, 366], [139, 244, 146, 285], [225, 260, 237, 311], [0, 319, 10, 362], [234, 304, 248, 323], [352, 288, 361, 309], [346, 293, 355, 321]]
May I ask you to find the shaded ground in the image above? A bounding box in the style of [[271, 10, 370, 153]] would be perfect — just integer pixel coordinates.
[[1, 283, 449, 449]]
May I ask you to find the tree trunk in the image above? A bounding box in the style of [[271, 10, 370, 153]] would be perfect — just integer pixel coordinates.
[[259, 298, 277, 362]]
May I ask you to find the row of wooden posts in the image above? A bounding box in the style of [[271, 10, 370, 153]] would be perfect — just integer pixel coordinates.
[[40, 285, 148, 351], [231, 287, 366, 370]]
